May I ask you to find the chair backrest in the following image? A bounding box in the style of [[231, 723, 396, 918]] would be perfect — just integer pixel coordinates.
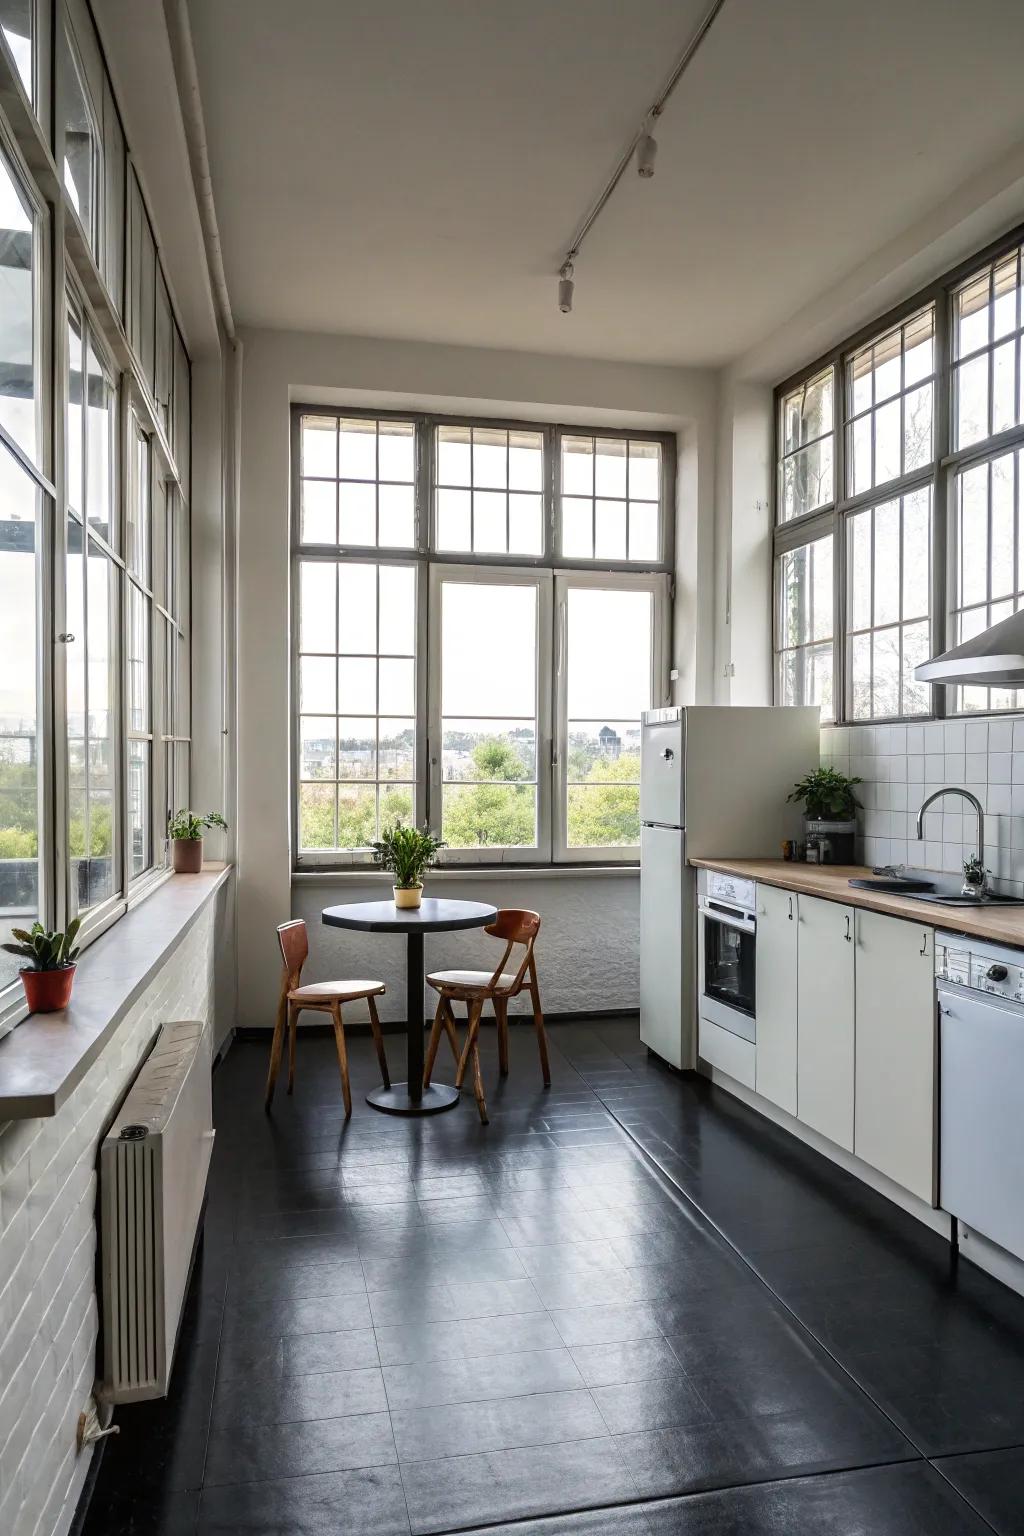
[[484, 909, 540, 993], [277, 919, 309, 990]]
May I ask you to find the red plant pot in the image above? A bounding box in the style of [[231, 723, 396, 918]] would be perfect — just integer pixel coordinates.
[[21, 965, 76, 1014], [172, 837, 204, 873]]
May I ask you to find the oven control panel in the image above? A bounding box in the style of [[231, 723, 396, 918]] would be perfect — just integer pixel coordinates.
[[936, 938, 1024, 1001], [707, 872, 756, 911]]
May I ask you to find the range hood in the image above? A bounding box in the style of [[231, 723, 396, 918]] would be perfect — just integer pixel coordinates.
[[916, 608, 1024, 687]]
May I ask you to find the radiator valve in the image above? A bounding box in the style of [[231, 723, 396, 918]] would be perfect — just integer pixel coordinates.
[[77, 1397, 120, 1453]]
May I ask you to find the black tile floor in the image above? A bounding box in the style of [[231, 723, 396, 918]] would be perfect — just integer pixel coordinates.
[[81, 1019, 1024, 1536]]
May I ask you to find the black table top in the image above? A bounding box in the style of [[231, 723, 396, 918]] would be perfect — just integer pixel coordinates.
[[321, 898, 498, 934]]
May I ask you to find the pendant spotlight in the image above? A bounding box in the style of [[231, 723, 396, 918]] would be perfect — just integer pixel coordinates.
[[555, 0, 727, 315], [636, 121, 658, 179]]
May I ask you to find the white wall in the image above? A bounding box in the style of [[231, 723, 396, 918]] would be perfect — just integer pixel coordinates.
[[235, 326, 717, 1030], [0, 895, 227, 1536]]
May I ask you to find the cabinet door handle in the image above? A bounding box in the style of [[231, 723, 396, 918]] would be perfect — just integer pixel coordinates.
[[920, 932, 928, 956], [845, 914, 852, 942], [788, 896, 793, 921]]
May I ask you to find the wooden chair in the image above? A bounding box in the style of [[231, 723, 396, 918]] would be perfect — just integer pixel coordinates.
[[265, 919, 389, 1116], [423, 908, 550, 1124]]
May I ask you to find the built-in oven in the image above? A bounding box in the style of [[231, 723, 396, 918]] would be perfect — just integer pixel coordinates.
[[698, 873, 756, 1044]]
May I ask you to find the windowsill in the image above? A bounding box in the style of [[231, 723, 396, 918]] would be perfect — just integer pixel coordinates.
[[292, 865, 639, 884], [0, 864, 233, 1121]]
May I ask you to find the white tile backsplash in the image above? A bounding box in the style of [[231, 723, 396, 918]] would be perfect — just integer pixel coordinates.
[[824, 714, 1024, 894]]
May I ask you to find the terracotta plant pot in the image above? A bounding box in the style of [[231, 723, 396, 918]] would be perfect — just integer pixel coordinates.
[[21, 965, 76, 1013], [393, 884, 423, 910], [172, 837, 204, 873]]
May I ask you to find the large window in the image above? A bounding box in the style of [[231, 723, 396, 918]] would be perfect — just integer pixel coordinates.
[[774, 226, 1024, 722], [292, 410, 672, 866]]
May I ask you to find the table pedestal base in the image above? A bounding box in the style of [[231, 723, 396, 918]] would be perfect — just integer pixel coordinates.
[[366, 1082, 460, 1116]]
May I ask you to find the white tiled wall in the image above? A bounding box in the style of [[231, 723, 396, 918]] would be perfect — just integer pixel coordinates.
[[0, 905, 218, 1536], [821, 717, 1024, 893]]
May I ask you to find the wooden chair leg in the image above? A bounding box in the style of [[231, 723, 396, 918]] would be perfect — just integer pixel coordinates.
[[424, 995, 446, 1088], [331, 1002, 353, 1118], [529, 970, 551, 1088], [495, 996, 510, 1077], [468, 1003, 488, 1124], [264, 993, 288, 1111], [454, 1002, 474, 1088], [367, 994, 390, 1089], [441, 999, 461, 1065], [287, 1001, 299, 1093]]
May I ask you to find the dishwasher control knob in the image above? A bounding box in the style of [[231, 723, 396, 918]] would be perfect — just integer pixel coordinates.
[[986, 964, 1009, 981]]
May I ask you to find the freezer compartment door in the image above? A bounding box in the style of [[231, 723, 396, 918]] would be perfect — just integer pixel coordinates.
[[640, 823, 694, 1069], [640, 713, 685, 828], [940, 985, 1024, 1262]]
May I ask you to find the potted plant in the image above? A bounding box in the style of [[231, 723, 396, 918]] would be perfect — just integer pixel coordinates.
[[168, 809, 228, 874], [962, 853, 989, 898], [371, 823, 445, 909], [2, 918, 82, 1013], [788, 767, 863, 862]]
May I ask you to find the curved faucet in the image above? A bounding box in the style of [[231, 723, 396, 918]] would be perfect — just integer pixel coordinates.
[[915, 787, 985, 874]]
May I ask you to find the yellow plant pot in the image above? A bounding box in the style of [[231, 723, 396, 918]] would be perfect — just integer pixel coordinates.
[[393, 884, 423, 909]]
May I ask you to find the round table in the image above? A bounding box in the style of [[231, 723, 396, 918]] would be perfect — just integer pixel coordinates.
[[321, 898, 498, 1116]]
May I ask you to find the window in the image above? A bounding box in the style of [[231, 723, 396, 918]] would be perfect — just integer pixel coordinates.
[[296, 559, 418, 856], [951, 447, 1024, 713], [556, 576, 661, 858], [775, 534, 834, 718], [126, 410, 154, 882], [435, 424, 543, 556], [560, 434, 662, 561], [301, 413, 416, 549], [845, 310, 934, 496], [0, 143, 38, 467], [62, 27, 97, 245], [291, 409, 672, 866], [846, 491, 931, 720], [0, 0, 32, 102], [0, 448, 43, 994], [778, 368, 834, 522], [953, 243, 1023, 449]]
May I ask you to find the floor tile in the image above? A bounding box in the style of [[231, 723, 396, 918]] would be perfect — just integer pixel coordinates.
[[203, 1411, 397, 1484], [390, 1386, 606, 1463], [399, 1436, 638, 1534], [641, 1461, 991, 1534], [366, 1277, 543, 1328], [570, 1337, 681, 1389], [197, 1466, 411, 1535], [79, 1487, 200, 1536], [934, 1446, 1024, 1535], [383, 1346, 584, 1411], [549, 1302, 663, 1347], [212, 1364, 387, 1428], [375, 1311, 563, 1366], [592, 1374, 713, 1436]]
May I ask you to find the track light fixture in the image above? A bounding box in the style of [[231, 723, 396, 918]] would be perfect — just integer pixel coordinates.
[[554, 0, 727, 316], [636, 122, 658, 179], [558, 261, 575, 314]]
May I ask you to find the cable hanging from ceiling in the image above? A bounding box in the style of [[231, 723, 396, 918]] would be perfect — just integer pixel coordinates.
[[556, 0, 728, 314]]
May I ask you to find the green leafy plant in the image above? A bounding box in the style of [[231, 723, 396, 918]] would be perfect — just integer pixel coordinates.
[[168, 809, 228, 841], [371, 824, 445, 888], [788, 767, 863, 822], [2, 918, 81, 972], [963, 853, 988, 888]]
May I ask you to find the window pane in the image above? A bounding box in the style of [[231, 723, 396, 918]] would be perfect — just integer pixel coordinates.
[[0, 149, 35, 465], [845, 491, 932, 719], [781, 369, 833, 456], [843, 308, 934, 495], [952, 447, 1024, 714], [440, 580, 537, 849], [298, 561, 416, 852], [127, 417, 150, 582], [433, 424, 544, 556], [127, 582, 149, 732], [953, 248, 1024, 450], [300, 414, 416, 549], [775, 535, 834, 721], [565, 587, 651, 849], [302, 415, 337, 477], [67, 313, 83, 516], [63, 34, 96, 243], [0, 455, 39, 991], [86, 340, 115, 543], [301, 479, 336, 543], [1, 1, 33, 99], [781, 437, 833, 521], [128, 740, 150, 879], [69, 536, 117, 916]]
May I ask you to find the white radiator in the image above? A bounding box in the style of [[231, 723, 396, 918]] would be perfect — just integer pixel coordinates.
[[99, 1019, 215, 1403]]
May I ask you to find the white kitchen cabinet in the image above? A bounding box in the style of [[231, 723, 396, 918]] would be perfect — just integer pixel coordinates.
[[854, 910, 936, 1204], [796, 893, 855, 1151], [755, 883, 798, 1115]]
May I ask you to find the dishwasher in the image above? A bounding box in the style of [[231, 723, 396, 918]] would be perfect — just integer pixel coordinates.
[[937, 932, 1024, 1267]]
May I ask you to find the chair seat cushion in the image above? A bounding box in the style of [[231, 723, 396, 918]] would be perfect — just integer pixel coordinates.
[[427, 969, 517, 994], [289, 979, 385, 1002]]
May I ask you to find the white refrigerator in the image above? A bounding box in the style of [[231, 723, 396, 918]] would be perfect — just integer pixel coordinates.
[[639, 705, 820, 1070]]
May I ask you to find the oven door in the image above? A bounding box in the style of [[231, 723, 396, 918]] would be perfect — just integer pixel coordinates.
[[700, 901, 756, 1043]]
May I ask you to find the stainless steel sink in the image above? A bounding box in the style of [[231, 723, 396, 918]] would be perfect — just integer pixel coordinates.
[[906, 891, 1024, 908]]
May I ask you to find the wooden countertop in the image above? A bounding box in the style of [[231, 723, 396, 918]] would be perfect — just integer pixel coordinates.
[[690, 858, 1024, 948]]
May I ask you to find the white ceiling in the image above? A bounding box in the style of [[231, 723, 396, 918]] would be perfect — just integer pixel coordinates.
[[188, 0, 1024, 368]]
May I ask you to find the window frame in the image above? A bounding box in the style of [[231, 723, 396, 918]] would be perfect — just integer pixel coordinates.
[[772, 219, 1024, 724], [290, 405, 675, 870]]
